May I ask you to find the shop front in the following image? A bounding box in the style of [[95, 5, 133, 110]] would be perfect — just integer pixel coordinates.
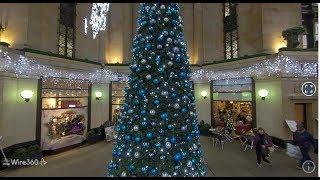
[[39, 77, 91, 153], [211, 78, 256, 137], [109, 81, 127, 124]]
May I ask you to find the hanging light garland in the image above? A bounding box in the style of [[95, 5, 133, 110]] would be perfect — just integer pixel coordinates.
[[191, 55, 318, 82], [0, 50, 316, 84], [90, 3, 110, 39], [0, 50, 127, 83]]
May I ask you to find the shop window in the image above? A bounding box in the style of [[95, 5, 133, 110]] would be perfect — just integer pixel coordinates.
[[301, 3, 318, 48], [223, 3, 238, 59], [211, 78, 254, 137], [58, 3, 76, 58], [110, 81, 127, 125], [40, 77, 89, 151]]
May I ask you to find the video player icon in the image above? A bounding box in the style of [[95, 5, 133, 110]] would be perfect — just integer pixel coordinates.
[[301, 82, 316, 97]]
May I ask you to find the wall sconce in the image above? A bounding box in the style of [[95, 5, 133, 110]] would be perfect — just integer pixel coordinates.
[[200, 90, 208, 99], [258, 89, 269, 100], [20, 90, 33, 102], [95, 91, 102, 100]]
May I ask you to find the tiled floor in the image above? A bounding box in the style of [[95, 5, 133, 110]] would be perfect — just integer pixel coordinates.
[[0, 136, 317, 177]]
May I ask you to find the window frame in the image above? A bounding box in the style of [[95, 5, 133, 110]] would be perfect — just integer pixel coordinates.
[[57, 3, 77, 58], [223, 3, 239, 60]]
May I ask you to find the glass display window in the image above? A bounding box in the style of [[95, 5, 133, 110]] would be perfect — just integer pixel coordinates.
[[40, 77, 90, 151], [110, 81, 127, 125], [211, 78, 255, 137]]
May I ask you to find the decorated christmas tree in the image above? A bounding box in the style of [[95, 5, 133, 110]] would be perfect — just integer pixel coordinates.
[[108, 3, 207, 177]]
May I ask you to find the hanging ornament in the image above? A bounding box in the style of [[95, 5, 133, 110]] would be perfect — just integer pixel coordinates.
[[133, 125, 139, 131], [173, 103, 180, 109], [150, 109, 156, 115], [146, 74, 152, 80]]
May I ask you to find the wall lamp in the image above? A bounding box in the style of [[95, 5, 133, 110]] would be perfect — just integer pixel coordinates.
[[20, 90, 33, 102], [200, 90, 208, 99], [95, 91, 102, 100], [258, 89, 269, 100]]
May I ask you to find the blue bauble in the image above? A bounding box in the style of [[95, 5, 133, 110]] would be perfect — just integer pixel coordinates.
[[141, 121, 147, 127], [182, 151, 187, 157], [112, 149, 117, 156], [159, 129, 164, 134], [141, 110, 147, 115], [173, 152, 182, 162], [179, 72, 186, 78], [144, 43, 151, 51], [157, 35, 164, 41], [170, 137, 177, 144], [136, 67, 141, 72], [133, 99, 139, 105], [181, 108, 187, 113], [143, 142, 149, 147], [141, 166, 148, 173], [153, 79, 159, 84], [160, 112, 168, 120], [146, 132, 153, 139], [139, 89, 145, 95], [155, 142, 161, 148], [150, 168, 158, 176], [125, 135, 131, 141], [154, 99, 160, 105], [129, 164, 135, 171], [135, 136, 141, 142], [173, 113, 178, 117], [156, 55, 161, 62], [168, 124, 174, 130], [116, 151, 122, 156], [141, 21, 147, 26], [158, 67, 164, 73]]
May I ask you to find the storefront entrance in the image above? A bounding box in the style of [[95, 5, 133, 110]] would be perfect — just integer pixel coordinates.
[[211, 78, 256, 137]]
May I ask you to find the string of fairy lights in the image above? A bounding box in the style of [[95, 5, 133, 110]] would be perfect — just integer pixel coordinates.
[[0, 50, 317, 85], [0, 50, 126, 83], [191, 54, 318, 82]]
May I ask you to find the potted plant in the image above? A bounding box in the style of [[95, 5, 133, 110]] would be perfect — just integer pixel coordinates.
[[198, 120, 211, 137], [282, 26, 306, 48], [8, 145, 42, 168], [87, 129, 102, 144]]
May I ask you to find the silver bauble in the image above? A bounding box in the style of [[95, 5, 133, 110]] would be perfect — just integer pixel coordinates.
[[150, 109, 156, 115], [134, 152, 140, 158], [146, 74, 152, 80]]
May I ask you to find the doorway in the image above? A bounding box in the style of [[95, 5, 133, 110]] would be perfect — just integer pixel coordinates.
[[294, 103, 307, 129]]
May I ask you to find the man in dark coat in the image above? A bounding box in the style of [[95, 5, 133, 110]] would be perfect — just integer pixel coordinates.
[[293, 124, 318, 169]]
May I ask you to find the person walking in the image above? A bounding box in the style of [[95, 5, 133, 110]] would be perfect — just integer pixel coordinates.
[[253, 127, 273, 167], [293, 124, 318, 170]]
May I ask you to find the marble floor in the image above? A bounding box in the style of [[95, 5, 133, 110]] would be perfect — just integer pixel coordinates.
[[0, 136, 318, 177]]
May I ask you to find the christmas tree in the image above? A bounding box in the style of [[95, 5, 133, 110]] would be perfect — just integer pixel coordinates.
[[108, 3, 207, 177]]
